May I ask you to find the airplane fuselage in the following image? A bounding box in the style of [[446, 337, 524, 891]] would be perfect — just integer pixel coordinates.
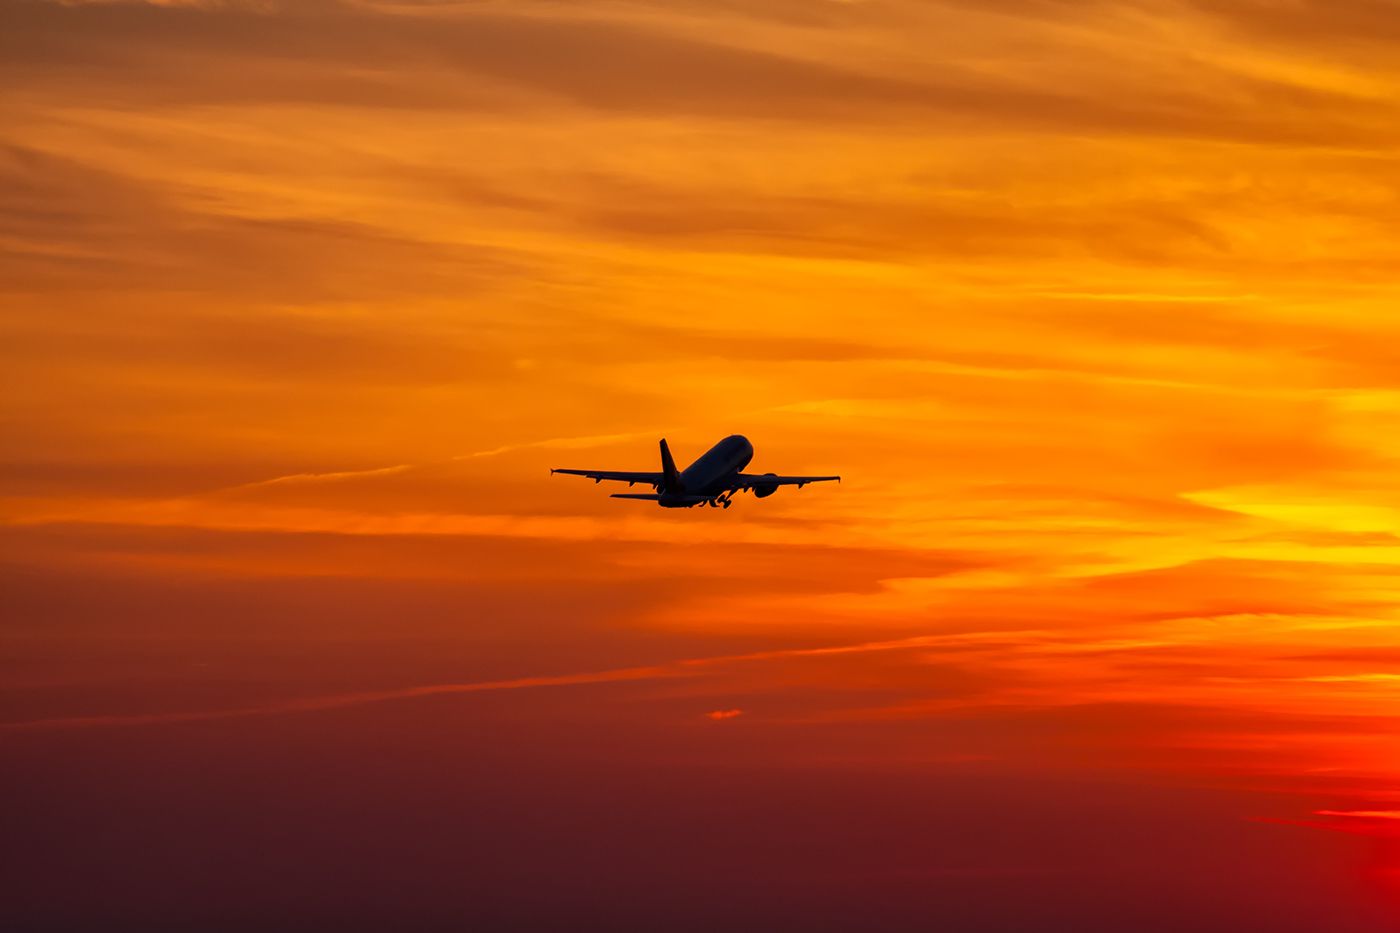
[[664, 434, 753, 507]]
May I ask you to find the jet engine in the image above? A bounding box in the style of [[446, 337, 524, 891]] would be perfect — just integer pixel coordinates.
[[752, 473, 780, 498]]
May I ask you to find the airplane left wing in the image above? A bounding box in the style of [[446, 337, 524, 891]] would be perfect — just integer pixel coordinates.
[[551, 469, 664, 486], [730, 473, 841, 490]]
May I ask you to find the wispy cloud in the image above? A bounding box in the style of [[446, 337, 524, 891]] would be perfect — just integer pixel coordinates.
[[0, 631, 1032, 733], [11, 0, 1400, 871]]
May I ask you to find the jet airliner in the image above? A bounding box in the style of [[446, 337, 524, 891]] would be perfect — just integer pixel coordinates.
[[552, 435, 840, 509]]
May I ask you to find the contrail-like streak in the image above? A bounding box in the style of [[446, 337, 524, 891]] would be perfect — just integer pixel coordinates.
[[228, 463, 416, 490], [0, 630, 1035, 734], [0, 664, 685, 733], [221, 430, 656, 493]]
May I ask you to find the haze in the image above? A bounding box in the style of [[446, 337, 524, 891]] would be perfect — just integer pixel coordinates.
[[6, 1, 1400, 929]]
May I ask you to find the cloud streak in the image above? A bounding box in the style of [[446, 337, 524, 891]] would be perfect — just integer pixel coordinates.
[[9, 0, 1400, 909], [0, 631, 1027, 733]]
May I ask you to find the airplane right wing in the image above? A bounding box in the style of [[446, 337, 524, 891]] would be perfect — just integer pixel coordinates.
[[731, 473, 841, 490], [551, 469, 664, 487]]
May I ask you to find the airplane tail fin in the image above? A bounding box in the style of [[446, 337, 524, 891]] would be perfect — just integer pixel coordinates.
[[659, 438, 681, 492]]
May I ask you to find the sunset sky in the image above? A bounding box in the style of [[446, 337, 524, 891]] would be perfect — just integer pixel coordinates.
[[7, 0, 1400, 929]]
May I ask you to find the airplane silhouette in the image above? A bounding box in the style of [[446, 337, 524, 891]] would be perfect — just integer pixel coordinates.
[[552, 435, 840, 509]]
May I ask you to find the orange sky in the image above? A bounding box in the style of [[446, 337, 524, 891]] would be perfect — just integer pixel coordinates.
[[6, 0, 1400, 929]]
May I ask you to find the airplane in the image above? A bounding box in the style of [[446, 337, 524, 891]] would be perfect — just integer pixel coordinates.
[[551, 435, 840, 509]]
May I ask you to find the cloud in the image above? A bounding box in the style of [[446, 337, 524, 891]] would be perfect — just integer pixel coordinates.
[[0, 631, 1018, 732], [2, 3, 938, 119], [705, 708, 744, 720], [0, 145, 524, 302], [0, 662, 693, 733], [1314, 810, 1400, 820], [1192, 0, 1400, 48], [7, 0, 1399, 146], [10, 0, 1400, 868]]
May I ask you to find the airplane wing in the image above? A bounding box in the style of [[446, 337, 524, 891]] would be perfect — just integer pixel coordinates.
[[730, 473, 841, 490], [551, 469, 664, 486]]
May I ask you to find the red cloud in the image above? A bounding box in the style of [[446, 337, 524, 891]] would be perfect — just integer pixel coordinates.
[[705, 708, 744, 721]]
